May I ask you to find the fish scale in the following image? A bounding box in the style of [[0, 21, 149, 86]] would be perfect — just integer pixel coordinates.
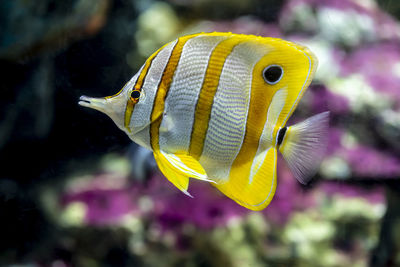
[[159, 35, 225, 154]]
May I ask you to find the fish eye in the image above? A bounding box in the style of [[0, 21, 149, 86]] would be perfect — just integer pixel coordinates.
[[263, 65, 283, 85], [130, 90, 141, 100]]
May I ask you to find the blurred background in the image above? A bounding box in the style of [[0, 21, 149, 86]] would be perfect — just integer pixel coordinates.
[[1, 0, 400, 266]]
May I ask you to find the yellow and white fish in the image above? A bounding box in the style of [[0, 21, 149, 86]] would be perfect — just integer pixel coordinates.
[[79, 32, 329, 211]]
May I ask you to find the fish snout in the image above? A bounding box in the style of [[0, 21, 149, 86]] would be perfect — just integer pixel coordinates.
[[78, 94, 127, 131], [78, 95, 107, 111]]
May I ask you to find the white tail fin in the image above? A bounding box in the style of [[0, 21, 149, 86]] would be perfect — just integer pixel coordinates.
[[278, 112, 330, 184]]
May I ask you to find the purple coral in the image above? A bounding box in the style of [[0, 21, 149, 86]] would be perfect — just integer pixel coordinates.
[[152, 179, 248, 230], [265, 161, 316, 224], [62, 187, 138, 225], [321, 181, 385, 204], [343, 145, 400, 178], [309, 85, 350, 114], [61, 174, 141, 225], [339, 42, 400, 103]]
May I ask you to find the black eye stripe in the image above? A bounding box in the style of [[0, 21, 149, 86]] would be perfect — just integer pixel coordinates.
[[131, 90, 141, 99], [263, 65, 283, 85]]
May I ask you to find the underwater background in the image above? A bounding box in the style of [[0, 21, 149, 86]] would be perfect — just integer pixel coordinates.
[[1, 0, 400, 266]]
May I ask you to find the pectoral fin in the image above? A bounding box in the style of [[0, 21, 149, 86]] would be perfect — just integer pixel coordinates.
[[154, 150, 213, 197]]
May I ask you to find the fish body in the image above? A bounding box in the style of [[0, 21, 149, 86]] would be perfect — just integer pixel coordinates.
[[79, 32, 329, 211]]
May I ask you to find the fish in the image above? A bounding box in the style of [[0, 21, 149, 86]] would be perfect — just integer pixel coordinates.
[[79, 32, 329, 211]]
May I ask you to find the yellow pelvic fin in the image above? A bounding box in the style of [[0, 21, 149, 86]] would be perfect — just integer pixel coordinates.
[[154, 151, 213, 197], [215, 148, 278, 211]]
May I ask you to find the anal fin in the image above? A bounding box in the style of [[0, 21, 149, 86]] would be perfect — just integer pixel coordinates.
[[215, 148, 278, 211]]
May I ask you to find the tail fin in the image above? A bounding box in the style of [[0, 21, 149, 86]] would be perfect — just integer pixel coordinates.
[[278, 111, 330, 184]]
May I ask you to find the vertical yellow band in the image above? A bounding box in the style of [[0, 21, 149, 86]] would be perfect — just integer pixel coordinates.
[[150, 35, 196, 151], [189, 37, 244, 159]]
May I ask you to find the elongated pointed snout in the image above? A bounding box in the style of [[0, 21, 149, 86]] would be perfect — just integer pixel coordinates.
[[78, 94, 127, 132], [79, 95, 107, 111]]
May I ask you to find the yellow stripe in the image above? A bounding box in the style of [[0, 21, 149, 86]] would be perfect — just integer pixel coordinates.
[[123, 48, 162, 132], [133, 53, 159, 92], [150, 35, 195, 151], [189, 37, 244, 159], [216, 48, 276, 197], [105, 82, 127, 100], [124, 99, 135, 131], [211, 36, 317, 209]]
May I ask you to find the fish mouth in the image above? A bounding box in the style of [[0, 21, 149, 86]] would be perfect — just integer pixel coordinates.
[[78, 95, 108, 112], [78, 95, 91, 105]]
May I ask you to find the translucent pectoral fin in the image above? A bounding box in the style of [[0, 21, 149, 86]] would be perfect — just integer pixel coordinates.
[[154, 150, 213, 197], [279, 111, 330, 184], [215, 148, 278, 211]]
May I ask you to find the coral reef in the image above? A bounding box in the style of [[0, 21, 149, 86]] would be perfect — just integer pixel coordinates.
[[1, 0, 399, 266]]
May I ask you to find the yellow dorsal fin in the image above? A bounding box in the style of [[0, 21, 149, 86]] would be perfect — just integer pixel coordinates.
[[154, 151, 213, 197], [215, 148, 278, 211]]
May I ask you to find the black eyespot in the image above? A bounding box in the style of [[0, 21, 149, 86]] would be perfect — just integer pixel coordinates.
[[130, 90, 141, 99], [263, 65, 283, 85]]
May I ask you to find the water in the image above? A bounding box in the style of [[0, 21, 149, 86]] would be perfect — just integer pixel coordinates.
[[1, 0, 399, 266]]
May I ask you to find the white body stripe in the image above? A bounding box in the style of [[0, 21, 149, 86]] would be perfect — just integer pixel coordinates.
[[122, 65, 143, 97], [159, 35, 227, 153], [129, 40, 177, 149], [249, 89, 286, 183], [199, 42, 269, 181]]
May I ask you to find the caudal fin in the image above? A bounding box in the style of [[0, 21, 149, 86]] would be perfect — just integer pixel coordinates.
[[278, 111, 330, 184]]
